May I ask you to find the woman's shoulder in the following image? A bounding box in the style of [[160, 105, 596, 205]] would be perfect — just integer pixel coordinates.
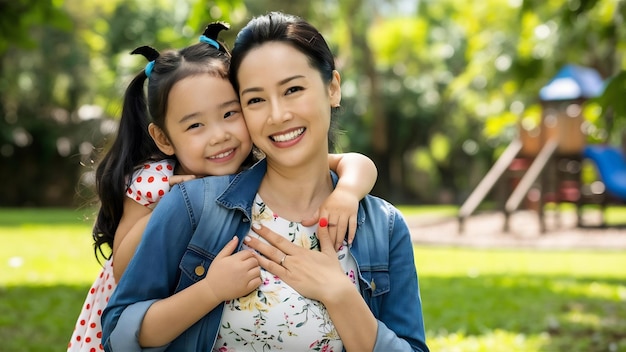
[[359, 194, 409, 232], [361, 194, 401, 218]]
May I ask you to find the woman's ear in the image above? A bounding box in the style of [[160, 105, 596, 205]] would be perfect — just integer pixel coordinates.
[[329, 70, 341, 108], [148, 123, 175, 156]]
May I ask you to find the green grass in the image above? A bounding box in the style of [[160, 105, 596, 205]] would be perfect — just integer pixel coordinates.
[[0, 208, 102, 351], [414, 247, 626, 351], [1, 207, 625, 351], [397, 204, 458, 217], [548, 203, 626, 226]]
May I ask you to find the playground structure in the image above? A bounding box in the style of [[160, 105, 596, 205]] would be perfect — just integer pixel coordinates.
[[579, 144, 626, 225], [458, 64, 626, 233]]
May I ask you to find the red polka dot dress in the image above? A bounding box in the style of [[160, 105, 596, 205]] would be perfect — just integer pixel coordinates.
[[67, 159, 175, 352]]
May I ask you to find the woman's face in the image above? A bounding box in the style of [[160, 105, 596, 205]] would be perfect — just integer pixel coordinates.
[[236, 42, 341, 168], [154, 74, 252, 177]]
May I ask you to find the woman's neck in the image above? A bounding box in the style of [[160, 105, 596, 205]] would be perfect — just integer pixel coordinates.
[[259, 157, 333, 222]]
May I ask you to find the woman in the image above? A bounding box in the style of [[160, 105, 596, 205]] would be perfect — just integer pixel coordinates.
[[102, 12, 428, 352]]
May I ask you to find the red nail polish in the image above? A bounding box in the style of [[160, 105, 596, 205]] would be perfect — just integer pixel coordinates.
[[319, 217, 328, 228]]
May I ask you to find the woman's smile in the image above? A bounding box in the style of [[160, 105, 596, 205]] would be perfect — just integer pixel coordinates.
[[270, 127, 306, 145]]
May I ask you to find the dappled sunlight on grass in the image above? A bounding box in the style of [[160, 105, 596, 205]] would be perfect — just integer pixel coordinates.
[[414, 246, 626, 351], [549, 278, 626, 301], [563, 310, 601, 329], [2, 224, 103, 285], [2, 208, 626, 351], [397, 204, 458, 217], [413, 246, 626, 278], [1, 210, 104, 351], [426, 329, 549, 352]]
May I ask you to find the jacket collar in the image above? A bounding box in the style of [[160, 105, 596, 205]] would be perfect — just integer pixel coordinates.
[[216, 157, 365, 228], [217, 158, 267, 218]]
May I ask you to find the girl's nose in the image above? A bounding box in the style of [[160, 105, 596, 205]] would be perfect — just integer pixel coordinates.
[[209, 125, 231, 145]]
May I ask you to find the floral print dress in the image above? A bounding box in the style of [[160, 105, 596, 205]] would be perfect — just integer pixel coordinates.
[[67, 159, 175, 352], [213, 195, 359, 352]]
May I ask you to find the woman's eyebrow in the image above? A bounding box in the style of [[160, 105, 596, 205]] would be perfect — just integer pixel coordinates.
[[278, 75, 304, 86], [240, 75, 305, 96]]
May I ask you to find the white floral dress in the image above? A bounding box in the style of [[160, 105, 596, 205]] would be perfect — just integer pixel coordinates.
[[213, 195, 359, 352], [67, 159, 175, 352]]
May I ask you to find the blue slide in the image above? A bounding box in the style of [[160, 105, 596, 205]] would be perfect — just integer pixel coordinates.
[[583, 145, 626, 200]]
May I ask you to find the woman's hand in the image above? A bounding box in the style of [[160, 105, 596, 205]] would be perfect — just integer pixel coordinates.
[[244, 224, 353, 304], [203, 237, 261, 302], [301, 188, 359, 250]]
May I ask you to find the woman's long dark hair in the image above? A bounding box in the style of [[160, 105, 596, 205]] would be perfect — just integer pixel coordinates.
[[92, 22, 232, 261]]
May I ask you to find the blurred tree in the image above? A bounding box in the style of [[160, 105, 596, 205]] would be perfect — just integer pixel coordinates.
[[0, 0, 71, 54], [337, 0, 626, 203], [0, 1, 82, 206], [1, 0, 623, 206], [0, 0, 214, 206]]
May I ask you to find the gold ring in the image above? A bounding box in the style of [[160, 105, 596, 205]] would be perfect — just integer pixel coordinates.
[[279, 255, 287, 266]]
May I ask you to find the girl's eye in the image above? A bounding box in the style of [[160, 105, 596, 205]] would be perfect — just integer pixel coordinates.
[[285, 86, 303, 95], [186, 122, 202, 131], [224, 110, 240, 119]]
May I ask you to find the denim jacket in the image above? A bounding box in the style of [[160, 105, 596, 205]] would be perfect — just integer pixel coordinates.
[[102, 159, 429, 352]]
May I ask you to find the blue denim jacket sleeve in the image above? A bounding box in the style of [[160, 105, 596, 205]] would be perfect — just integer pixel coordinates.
[[359, 200, 429, 352], [102, 183, 196, 352], [107, 299, 160, 351]]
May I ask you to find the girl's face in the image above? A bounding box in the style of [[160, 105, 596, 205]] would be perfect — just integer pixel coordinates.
[[237, 42, 341, 169], [152, 74, 252, 177]]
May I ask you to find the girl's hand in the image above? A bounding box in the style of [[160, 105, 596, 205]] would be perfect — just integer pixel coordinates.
[[169, 174, 196, 186], [203, 237, 261, 302], [244, 224, 353, 303], [301, 188, 358, 250]]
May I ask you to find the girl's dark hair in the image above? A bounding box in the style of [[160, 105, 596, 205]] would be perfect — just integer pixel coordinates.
[[92, 22, 232, 261], [229, 12, 340, 151]]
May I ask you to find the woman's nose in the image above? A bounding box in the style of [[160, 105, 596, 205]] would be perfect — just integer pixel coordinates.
[[268, 100, 292, 124]]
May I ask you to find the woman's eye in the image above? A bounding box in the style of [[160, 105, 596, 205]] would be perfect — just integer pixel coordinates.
[[285, 86, 303, 95], [246, 97, 262, 105]]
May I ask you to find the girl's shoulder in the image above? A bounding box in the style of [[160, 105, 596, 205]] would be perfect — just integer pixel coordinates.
[[126, 159, 176, 209]]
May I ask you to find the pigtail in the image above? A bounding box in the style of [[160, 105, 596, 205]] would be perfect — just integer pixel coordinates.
[[132, 45, 159, 61], [131, 46, 160, 77], [200, 22, 230, 54], [92, 47, 165, 261]]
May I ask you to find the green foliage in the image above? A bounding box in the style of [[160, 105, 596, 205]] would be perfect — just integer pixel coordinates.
[[2, 0, 626, 206], [593, 70, 626, 144], [0, 0, 205, 206], [0, 0, 72, 54]]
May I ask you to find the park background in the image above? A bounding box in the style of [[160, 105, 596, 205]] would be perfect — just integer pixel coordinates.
[[1, 0, 625, 351]]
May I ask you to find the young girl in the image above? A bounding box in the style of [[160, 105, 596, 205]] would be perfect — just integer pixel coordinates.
[[67, 22, 377, 352]]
